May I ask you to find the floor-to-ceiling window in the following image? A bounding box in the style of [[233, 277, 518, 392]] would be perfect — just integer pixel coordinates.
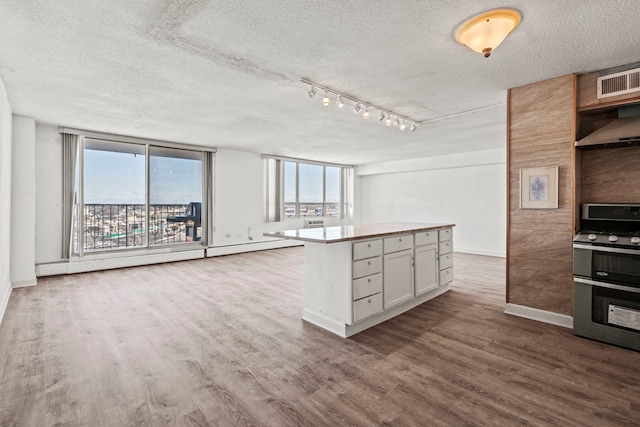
[[68, 134, 212, 256]]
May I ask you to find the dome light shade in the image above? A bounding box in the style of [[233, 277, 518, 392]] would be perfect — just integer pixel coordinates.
[[455, 9, 521, 58]]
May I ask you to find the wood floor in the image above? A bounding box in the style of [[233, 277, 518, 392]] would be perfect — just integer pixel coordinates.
[[1, 249, 639, 426]]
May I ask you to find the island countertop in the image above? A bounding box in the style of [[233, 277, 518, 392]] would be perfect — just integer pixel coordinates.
[[263, 222, 455, 244]]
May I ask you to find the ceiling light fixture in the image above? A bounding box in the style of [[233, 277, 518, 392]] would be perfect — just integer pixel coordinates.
[[455, 8, 521, 58], [410, 122, 417, 132], [301, 78, 420, 132], [322, 91, 330, 106], [400, 120, 406, 131]]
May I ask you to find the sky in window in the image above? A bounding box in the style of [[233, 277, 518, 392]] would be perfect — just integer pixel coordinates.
[[84, 149, 201, 204]]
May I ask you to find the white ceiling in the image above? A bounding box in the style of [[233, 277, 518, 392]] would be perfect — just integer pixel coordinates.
[[1, 1, 639, 165]]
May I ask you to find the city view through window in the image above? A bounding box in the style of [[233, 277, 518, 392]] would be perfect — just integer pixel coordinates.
[[73, 141, 202, 254], [284, 162, 341, 217]]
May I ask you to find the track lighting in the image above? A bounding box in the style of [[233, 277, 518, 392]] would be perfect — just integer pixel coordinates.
[[301, 78, 420, 132], [322, 91, 330, 106]]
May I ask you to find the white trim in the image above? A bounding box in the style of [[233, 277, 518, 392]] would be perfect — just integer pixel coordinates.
[[504, 303, 573, 329], [36, 249, 205, 276], [206, 239, 303, 257], [12, 278, 37, 288], [356, 148, 506, 176], [0, 284, 11, 327], [59, 127, 216, 153], [454, 248, 506, 258], [262, 154, 353, 169]]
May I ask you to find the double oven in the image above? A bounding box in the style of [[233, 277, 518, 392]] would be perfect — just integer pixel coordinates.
[[573, 204, 640, 351]]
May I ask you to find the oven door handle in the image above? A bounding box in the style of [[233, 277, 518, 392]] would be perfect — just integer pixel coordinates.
[[574, 277, 640, 294], [573, 243, 640, 256]]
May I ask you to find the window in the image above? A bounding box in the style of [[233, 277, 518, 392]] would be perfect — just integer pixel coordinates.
[[66, 133, 213, 257], [265, 156, 352, 221]]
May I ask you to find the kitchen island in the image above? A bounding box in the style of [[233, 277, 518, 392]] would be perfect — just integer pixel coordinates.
[[264, 222, 454, 337]]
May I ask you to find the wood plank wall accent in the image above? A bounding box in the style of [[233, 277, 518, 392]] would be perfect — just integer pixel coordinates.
[[581, 146, 640, 203], [577, 71, 640, 111], [507, 74, 576, 316]]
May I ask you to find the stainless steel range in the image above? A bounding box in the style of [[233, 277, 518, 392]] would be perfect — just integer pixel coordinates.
[[573, 203, 640, 351]]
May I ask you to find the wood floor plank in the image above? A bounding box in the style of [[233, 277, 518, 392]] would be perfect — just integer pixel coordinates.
[[1, 249, 640, 426]]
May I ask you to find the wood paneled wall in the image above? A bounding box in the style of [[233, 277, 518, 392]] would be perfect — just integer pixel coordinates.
[[507, 75, 576, 316], [581, 146, 640, 203]]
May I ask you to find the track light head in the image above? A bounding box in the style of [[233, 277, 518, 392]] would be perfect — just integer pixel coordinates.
[[363, 106, 369, 119], [322, 91, 330, 106], [410, 122, 417, 132], [379, 111, 385, 121], [308, 86, 317, 98], [393, 118, 400, 127], [386, 116, 392, 126], [400, 120, 406, 131], [336, 95, 344, 108], [354, 103, 362, 114]]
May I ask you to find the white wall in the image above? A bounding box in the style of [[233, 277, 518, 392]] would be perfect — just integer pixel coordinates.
[[0, 76, 12, 324], [11, 115, 37, 287], [357, 149, 506, 257], [34, 124, 62, 264]]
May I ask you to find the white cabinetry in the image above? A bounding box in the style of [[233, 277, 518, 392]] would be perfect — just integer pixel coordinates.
[[438, 228, 454, 285], [414, 229, 440, 295], [351, 239, 383, 323], [383, 234, 414, 309]]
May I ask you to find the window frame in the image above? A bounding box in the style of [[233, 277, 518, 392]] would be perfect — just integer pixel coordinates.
[[62, 128, 215, 257], [264, 155, 353, 221]]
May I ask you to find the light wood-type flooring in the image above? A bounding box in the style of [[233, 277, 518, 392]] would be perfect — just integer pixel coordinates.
[[1, 249, 639, 426]]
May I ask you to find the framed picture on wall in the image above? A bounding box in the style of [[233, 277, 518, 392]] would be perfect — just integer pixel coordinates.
[[520, 166, 559, 209]]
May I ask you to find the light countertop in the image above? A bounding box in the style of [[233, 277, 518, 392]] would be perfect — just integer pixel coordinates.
[[263, 222, 454, 244]]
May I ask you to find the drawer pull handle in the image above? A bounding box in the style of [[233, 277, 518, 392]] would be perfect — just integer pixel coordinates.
[[399, 238, 402, 242], [368, 243, 372, 248], [368, 278, 372, 282], [368, 298, 372, 303], [368, 261, 371, 265]]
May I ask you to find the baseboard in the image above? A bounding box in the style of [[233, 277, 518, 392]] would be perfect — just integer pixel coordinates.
[[12, 277, 37, 288], [455, 248, 506, 258], [504, 303, 573, 329], [206, 239, 303, 257], [36, 249, 205, 276], [0, 283, 11, 327]]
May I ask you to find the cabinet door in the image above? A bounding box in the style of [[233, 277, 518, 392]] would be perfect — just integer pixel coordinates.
[[383, 249, 414, 309], [415, 245, 438, 295]]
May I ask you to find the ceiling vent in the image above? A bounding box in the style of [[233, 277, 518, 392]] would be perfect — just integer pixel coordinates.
[[597, 67, 640, 99]]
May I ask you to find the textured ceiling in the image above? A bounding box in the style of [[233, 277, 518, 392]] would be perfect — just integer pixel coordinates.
[[1, 1, 640, 165]]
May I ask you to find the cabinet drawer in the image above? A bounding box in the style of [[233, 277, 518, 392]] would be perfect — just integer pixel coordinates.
[[353, 273, 382, 301], [415, 230, 438, 246], [439, 228, 453, 242], [439, 240, 453, 255], [353, 293, 383, 323], [353, 257, 382, 279], [439, 253, 453, 270], [439, 267, 453, 285], [353, 239, 382, 261], [383, 234, 413, 254]]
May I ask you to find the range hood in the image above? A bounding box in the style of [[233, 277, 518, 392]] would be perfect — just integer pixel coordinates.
[[576, 116, 640, 147]]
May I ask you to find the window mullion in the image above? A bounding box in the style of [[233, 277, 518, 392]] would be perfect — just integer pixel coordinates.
[[79, 139, 85, 257], [145, 144, 150, 248], [295, 162, 300, 218]]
